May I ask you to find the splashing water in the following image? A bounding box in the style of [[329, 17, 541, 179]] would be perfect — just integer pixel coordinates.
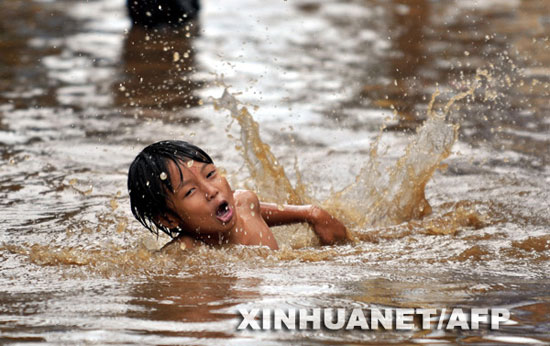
[[214, 89, 309, 205], [1, 67, 502, 273], [212, 70, 494, 233], [2, 1, 550, 343], [328, 117, 457, 229], [327, 70, 493, 229]]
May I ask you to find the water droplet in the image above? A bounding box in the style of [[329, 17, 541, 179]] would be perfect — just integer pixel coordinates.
[[173, 52, 180, 62], [110, 198, 118, 210], [116, 221, 127, 233]]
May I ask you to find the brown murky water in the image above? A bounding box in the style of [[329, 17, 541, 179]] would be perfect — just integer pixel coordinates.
[[1, 0, 549, 344]]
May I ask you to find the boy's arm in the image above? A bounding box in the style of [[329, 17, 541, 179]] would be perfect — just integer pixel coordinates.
[[260, 203, 349, 245]]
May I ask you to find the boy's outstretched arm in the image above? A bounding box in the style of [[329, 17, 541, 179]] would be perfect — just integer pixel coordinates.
[[259, 203, 349, 245]]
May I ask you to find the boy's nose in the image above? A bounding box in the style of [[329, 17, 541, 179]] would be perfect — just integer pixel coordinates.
[[204, 185, 218, 201]]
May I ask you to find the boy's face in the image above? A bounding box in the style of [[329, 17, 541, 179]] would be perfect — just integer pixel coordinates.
[[163, 159, 237, 235]]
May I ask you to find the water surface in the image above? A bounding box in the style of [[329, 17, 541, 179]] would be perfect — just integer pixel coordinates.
[[1, 0, 549, 344]]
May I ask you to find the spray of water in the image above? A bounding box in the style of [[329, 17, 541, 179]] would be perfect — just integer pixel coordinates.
[[213, 69, 492, 233], [3, 69, 497, 276], [214, 89, 308, 205]]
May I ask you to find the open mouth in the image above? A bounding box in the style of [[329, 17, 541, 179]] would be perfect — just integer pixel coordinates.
[[215, 201, 233, 223]]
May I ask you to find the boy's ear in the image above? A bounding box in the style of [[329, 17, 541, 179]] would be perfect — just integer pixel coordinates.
[[156, 212, 179, 229]]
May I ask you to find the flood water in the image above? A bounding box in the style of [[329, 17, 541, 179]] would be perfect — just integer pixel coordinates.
[[1, 0, 550, 344]]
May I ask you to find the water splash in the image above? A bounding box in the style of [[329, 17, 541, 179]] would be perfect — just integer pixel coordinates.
[[326, 70, 492, 229], [213, 89, 308, 205], [2, 69, 499, 278], [213, 70, 497, 233], [327, 117, 457, 229]]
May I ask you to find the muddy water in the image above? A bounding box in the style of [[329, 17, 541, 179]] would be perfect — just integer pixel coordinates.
[[1, 0, 549, 344]]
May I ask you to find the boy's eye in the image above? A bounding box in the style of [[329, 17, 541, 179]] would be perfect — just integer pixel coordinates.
[[206, 170, 216, 178], [184, 188, 195, 197]]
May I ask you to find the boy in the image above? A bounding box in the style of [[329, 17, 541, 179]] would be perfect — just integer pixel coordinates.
[[128, 140, 348, 250]]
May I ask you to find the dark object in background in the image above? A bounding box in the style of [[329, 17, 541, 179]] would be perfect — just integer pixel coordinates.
[[127, 0, 200, 28]]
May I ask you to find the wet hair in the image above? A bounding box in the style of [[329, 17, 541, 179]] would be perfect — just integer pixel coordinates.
[[128, 140, 213, 238]]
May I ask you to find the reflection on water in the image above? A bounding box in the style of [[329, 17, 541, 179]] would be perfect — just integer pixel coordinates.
[[1, 0, 549, 344], [115, 24, 202, 113], [385, 0, 431, 128]]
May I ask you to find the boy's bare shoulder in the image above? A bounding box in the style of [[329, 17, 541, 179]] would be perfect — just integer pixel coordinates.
[[160, 234, 197, 253], [233, 189, 260, 207]]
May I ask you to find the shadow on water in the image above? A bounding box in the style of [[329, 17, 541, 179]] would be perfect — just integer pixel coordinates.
[[383, 0, 432, 130], [115, 23, 203, 116]]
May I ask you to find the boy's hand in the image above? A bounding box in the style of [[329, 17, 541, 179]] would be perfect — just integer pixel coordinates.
[[306, 206, 349, 245], [259, 201, 349, 246]]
